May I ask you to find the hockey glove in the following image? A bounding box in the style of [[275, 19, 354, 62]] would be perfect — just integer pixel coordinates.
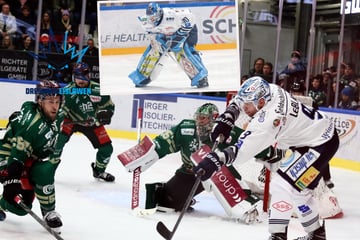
[[155, 34, 168, 52], [2, 161, 23, 205], [193, 151, 223, 181], [210, 113, 234, 143], [96, 110, 113, 125], [6, 111, 20, 128], [262, 146, 285, 164]]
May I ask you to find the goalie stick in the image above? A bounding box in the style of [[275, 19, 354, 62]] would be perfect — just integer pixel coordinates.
[[156, 140, 220, 240], [14, 196, 64, 240], [131, 107, 156, 216]]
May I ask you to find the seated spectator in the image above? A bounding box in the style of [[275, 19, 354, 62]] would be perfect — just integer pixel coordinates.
[[340, 63, 359, 101], [14, 4, 36, 47], [39, 33, 57, 53], [308, 74, 327, 107], [18, 35, 34, 51], [84, 38, 98, 56], [40, 11, 54, 36], [260, 61, 278, 83], [53, 9, 78, 44], [248, 57, 264, 76], [338, 87, 358, 110], [0, 35, 15, 49], [0, 3, 17, 43], [280, 50, 306, 91]]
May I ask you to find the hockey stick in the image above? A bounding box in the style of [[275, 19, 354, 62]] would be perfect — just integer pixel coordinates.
[[131, 107, 157, 216], [14, 196, 64, 240], [156, 171, 203, 240], [62, 117, 96, 126], [156, 140, 220, 239]]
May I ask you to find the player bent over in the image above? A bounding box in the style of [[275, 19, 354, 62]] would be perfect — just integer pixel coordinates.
[[120, 103, 283, 224], [129, 2, 209, 88], [194, 76, 339, 239], [57, 62, 116, 182], [0, 80, 64, 233]]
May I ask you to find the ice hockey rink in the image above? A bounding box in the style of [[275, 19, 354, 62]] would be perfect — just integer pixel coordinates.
[[1, 134, 359, 240], [99, 48, 240, 95]]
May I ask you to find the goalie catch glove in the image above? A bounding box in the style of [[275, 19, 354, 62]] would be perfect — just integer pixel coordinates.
[[96, 110, 113, 125], [210, 103, 240, 143]]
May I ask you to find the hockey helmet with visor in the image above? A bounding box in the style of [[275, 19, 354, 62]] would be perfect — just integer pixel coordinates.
[[237, 76, 271, 111], [72, 62, 90, 82]]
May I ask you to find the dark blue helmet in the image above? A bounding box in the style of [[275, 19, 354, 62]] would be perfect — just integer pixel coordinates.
[[72, 62, 90, 81]]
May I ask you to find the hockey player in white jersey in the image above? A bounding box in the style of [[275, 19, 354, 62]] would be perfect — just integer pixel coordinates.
[[194, 76, 340, 240], [129, 2, 209, 88]]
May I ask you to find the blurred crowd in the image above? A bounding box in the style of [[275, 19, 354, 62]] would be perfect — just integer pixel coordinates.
[[0, 0, 98, 56], [245, 51, 360, 111], [1, 1, 359, 111]]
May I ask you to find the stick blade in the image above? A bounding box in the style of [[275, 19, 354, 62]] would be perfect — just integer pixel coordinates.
[[156, 221, 172, 240]]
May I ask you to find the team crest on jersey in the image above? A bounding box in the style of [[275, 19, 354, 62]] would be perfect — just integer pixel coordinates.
[[273, 118, 281, 127]]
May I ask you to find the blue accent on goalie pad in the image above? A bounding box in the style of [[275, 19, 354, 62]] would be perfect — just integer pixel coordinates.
[[128, 70, 149, 87], [182, 44, 208, 86]]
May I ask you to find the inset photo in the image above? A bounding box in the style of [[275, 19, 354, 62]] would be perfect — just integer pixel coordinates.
[[97, 0, 240, 95]]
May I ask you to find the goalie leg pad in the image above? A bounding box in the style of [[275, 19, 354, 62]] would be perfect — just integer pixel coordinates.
[[145, 182, 165, 209], [174, 44, 208, 87], [157, 172, 203, 212], [206, 165, 262, 224], [129, 45, 162, 86]]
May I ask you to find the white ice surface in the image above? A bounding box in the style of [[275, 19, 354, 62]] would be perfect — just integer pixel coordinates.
[[99, 49, 240, 95], [1, 134, 360, 239]]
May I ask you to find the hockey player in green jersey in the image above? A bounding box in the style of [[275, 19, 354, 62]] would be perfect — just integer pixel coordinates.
[[120, 103, 282, 224], [0, 80, 64, 233], [57, 61, 116, 182]]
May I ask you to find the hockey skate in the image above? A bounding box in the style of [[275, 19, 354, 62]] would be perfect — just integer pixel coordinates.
[[196, 77, 209, 88], [42, 209, 62, 234], [91, 163, 115, 182], [293, 221, 326, 240], [134, 77, 151, 87], [0, 206, 6, 221]]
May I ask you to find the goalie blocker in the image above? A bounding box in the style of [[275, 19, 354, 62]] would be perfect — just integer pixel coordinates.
[[118, 137, 262, 224]]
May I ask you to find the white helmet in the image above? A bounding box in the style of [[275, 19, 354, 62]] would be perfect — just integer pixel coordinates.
[[146, 2, 163, 26], [238, 76, 271, 106]]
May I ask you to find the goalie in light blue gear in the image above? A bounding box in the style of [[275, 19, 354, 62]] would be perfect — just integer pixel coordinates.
[[129, 2, 209, 88]]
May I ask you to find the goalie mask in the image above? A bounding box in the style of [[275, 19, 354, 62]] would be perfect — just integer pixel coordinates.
[[146, 2, 163, 27], [194, 103, 219, 142], [238, 76, 271, 111]]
